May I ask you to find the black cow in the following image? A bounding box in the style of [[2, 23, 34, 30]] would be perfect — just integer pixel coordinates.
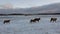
[[30, 18, 40, 23], [50, 18, 57, 22], [3, 20, 10, 24]]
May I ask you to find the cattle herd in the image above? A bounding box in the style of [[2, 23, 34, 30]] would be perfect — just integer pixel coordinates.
[[30, 17, 57, 23], [3, 17, 57, 24]]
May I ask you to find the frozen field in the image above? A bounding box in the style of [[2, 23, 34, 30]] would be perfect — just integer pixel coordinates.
[[0, 15, 60, 34]]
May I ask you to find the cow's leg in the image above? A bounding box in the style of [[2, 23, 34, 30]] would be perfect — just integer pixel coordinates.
[[50, 20, 52, 22], [8, 21, 10, 24], [52, 20, 54, 23], [37, 20, 39, 22], [50, 20, 54, 23], [53, 20, 56, 23], [55, 20, 56, 23], [3, 21, 5, 24]]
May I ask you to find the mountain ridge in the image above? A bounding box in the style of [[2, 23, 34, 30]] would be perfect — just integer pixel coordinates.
[[0, 3, 60, 14]]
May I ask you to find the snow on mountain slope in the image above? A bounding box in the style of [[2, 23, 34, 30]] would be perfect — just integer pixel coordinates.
[[0, 3, 60, 14]]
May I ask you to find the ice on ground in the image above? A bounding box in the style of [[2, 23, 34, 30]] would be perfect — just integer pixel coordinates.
[[0, 15, 60, 34]]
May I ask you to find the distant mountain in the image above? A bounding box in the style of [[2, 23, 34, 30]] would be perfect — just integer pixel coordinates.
[[0, 3, 60, 14]]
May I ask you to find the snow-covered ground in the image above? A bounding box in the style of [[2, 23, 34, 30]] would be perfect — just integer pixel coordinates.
[[0, 15, 60, 34]]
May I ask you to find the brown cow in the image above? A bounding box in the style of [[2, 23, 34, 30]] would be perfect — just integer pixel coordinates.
[[3, 19, 10, 24], [30, 18, 40, 23], [50, 18, 57, 22]]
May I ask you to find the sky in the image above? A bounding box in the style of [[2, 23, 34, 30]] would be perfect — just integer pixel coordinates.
[[0, 0, 60, 8]]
